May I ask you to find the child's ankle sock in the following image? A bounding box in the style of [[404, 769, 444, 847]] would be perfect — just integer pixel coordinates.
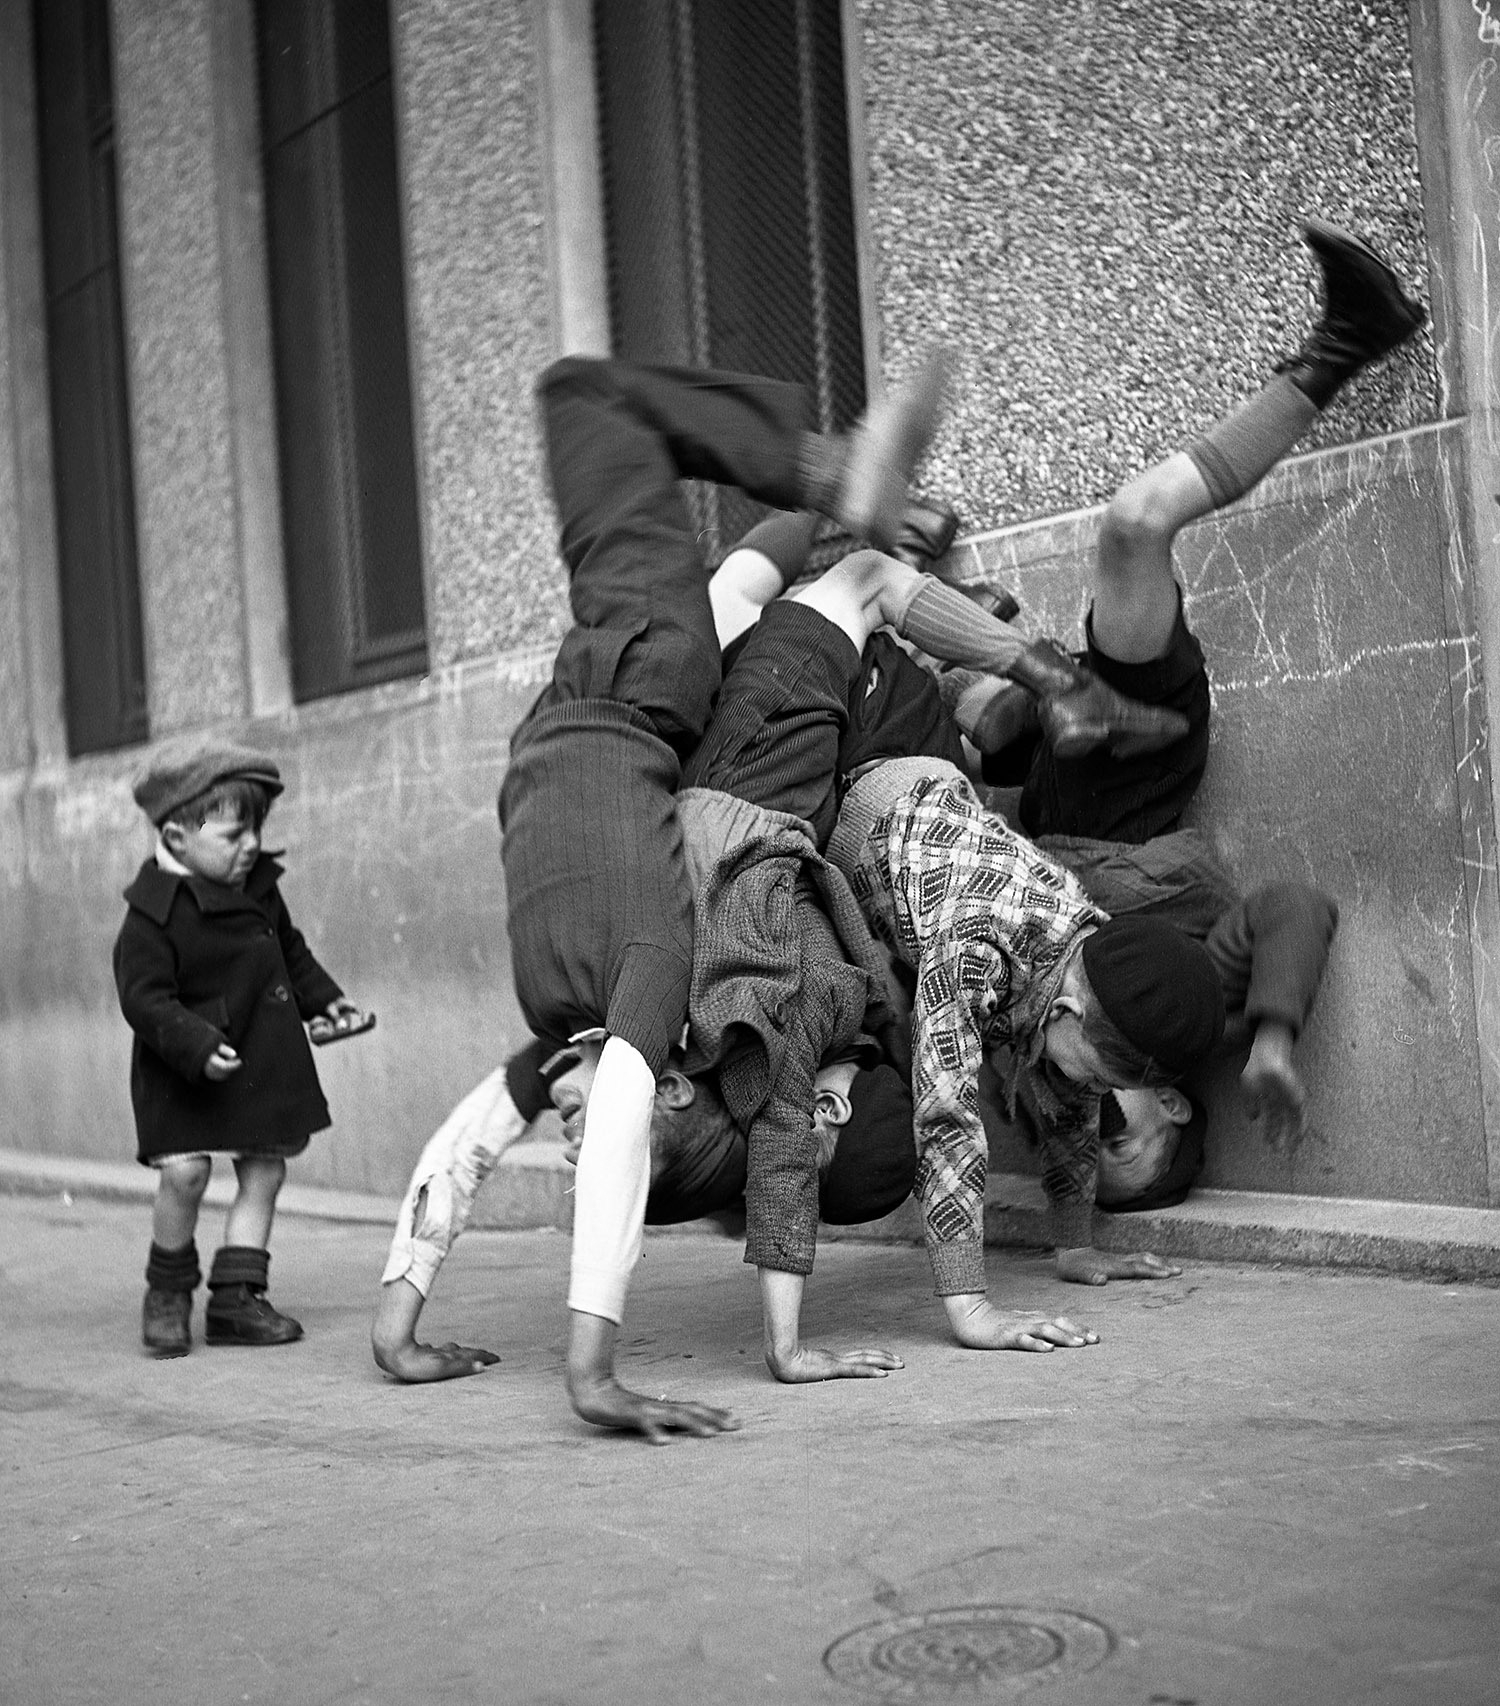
[[208, 1244, 270, 1295], [731, 510, 820, 588], [1184, 375, 1319, 509], [145, 1239, 201, 1293]]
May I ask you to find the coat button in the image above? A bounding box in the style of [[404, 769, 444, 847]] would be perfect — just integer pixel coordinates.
[[273, 985, 290, 1002]]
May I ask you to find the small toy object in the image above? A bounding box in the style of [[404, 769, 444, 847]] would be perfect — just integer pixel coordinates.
[[308, 1009, 377, 1047]]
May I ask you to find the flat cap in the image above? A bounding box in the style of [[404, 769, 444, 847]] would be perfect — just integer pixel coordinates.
[[131, 732, 283, 825]]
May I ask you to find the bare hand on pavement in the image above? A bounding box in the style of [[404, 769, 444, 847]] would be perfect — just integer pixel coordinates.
[[1055, 1246, 1181, 1286], [568, 1375, 741, 1445], [376, 1338, 500, 1383], [944, 1294, 1099, 1351], [765, 1344, 904, 1383]]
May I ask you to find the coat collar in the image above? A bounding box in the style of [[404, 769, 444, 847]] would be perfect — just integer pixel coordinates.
[[123, 851, 285, 925]]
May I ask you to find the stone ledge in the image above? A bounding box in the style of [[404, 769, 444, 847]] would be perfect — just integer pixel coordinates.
[[3, 1147, 1497, 1280]]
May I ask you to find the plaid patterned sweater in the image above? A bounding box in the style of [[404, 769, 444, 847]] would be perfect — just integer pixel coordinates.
[[833, 765, 1106, 1295]]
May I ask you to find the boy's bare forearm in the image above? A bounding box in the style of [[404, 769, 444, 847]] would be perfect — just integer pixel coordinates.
[[566, 1309, 741, 1440], [759, 1267, 904, 1384]]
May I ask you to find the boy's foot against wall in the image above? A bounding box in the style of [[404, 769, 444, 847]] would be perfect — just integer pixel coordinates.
[[1278, 219, 1426, 406], [1006, 638, 1189, 760], [891, 496, 961, 567], [829, 351, 950, 551]]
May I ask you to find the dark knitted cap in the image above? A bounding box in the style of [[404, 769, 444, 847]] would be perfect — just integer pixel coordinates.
[[819, 1063, 917, 1225], [132, 733, 284, 826], [1081, 916, 1225, 1079]]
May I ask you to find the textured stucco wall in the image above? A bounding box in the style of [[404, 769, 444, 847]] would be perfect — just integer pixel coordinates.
[[0, 656, 551, 1189], [855, 0, 1438, 527], [113, 0, 248, 732], [394, 0, 566, 670]]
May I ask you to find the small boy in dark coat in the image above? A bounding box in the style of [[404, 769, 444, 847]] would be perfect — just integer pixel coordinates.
[[114, 734, 367, 1356]]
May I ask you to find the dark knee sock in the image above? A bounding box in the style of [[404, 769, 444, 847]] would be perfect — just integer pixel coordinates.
[[145, 1239, 201, 1293], [208, 1245, 270, 1295], [1185, 375, 1319, 509], [731, 510, 819, 587]]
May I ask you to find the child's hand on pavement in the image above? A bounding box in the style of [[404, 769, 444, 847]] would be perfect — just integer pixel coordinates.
[[568, 1373, 742, 1445], [377, 1337, 500, 1383], [764, 1342, 904, 1384], [1055, 1246, 1181, 1286], [942, 1293, 1099, 1351], [203, 1043, 241, 1082]]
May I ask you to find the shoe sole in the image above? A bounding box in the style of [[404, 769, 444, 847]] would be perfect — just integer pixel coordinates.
[[143, 1336, 191, 1357], [842, 351, 949, 551], [205, 1324, 303, 1346]]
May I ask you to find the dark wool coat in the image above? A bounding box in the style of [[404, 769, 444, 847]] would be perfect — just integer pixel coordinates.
[[113, 853, 342, 1163]]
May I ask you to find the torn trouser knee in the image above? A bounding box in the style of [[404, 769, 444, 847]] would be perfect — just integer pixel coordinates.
[[380, 1065, 531, 1296]]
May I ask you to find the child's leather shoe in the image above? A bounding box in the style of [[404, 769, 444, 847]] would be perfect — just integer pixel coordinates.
[[204, 1283, 303, 1346], [142, 1286, 192, 1357]]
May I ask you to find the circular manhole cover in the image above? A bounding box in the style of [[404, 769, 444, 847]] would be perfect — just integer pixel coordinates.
[[823, 1605, 1114, 1699]]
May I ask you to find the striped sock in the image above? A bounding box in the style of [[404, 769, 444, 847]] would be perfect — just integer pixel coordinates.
[[893, 577, 1026, 674]]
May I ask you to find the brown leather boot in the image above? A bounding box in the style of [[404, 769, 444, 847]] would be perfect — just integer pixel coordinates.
[[1005, 638, 1189, 760]]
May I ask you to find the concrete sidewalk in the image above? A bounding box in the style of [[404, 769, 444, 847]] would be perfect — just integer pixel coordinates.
[[3, 1192, 1498, 1706], [6, 1141, 1500, 1281]]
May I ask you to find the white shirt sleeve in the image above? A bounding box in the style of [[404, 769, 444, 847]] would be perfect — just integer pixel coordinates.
[[566, 1035, 656, 1323]]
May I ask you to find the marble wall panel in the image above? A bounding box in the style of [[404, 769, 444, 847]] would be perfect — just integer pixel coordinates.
[[965, 422, 1491, 1205]]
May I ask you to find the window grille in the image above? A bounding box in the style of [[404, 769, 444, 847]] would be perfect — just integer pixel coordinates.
[[256, 0, 427, 702], [593, 0, 865, 557], [34, 0, 148, 755]]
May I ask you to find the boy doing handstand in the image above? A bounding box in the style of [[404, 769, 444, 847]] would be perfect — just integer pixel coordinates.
[[377, 388, 1183, 1398]]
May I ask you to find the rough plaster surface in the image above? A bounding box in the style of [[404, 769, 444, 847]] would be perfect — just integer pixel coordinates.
[[112, 0, 247, 732], [0, 655, 553, 1195], [394, 0, 564, 671], [855, 0, 1438, 529]]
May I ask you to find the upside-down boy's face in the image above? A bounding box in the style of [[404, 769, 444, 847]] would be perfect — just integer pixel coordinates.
[[545, 1035, 606, 1161], [1094, 1086, 1191, 1203]]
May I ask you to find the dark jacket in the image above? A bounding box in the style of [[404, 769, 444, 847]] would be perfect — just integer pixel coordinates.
[[113, 853, 342, 1163]]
